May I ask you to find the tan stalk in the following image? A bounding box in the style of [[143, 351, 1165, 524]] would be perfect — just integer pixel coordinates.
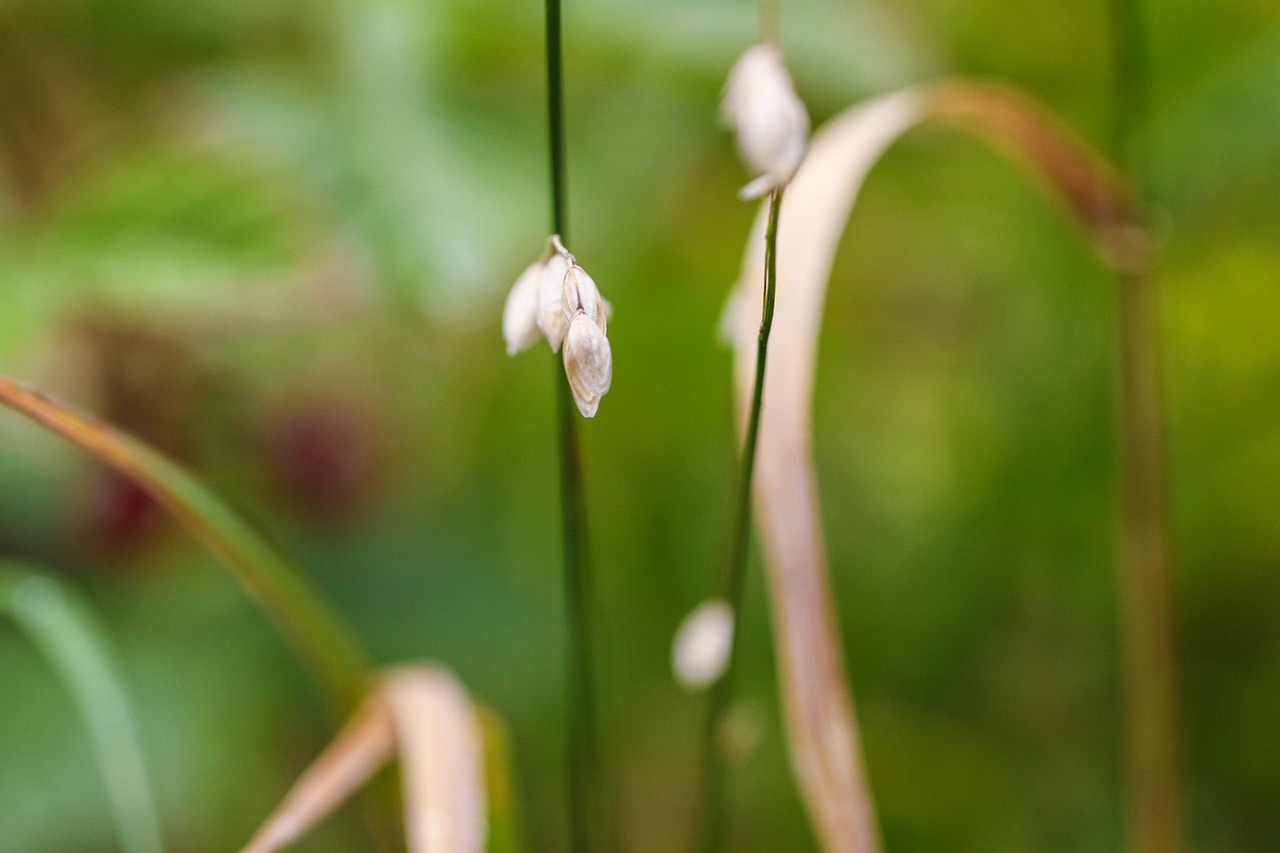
[[241, 664, 488, 853], [729, 81, 1149, 852], [382, 667, 489, 853], [241, 696, 396, 853]]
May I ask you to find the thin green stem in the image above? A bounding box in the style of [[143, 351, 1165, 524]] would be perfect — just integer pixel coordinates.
[[1107, 0, 1149, 187], [695, 186, 784, 853], [546, 0, 568, 238], [544, 2, 612, 851], [555, 360, 604, 853], [0, 565, 165, 853], [758, 0, 780, 45], [1106, 2, 1183, 852]]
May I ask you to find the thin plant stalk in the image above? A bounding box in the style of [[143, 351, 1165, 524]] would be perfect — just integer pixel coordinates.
[[0, 564, 165, 853], [543, 1, 612, 850], [1106, 1, 1183, 850], [696, 186, 784, 853], [758, 0, 780, 45], [554, 369, 606, 853]]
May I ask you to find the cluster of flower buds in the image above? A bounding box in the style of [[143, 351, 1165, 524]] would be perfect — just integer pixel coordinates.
[[721, 43, 810, 200], [502, 235, 613, 417]]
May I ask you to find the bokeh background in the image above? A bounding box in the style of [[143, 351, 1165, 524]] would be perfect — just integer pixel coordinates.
[[1, 0, 1278, 850]]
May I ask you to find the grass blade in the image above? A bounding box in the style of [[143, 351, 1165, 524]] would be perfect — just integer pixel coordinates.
[[0, 563, 165, 853], [0, 377, 370, 714]]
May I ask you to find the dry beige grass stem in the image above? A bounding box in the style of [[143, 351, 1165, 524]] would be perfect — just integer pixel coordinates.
[[729, 81, 1142, 853], [241, 665, 487, 853]]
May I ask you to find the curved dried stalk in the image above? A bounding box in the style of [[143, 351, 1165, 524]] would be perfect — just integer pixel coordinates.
[[241, 665, 488, 853], [241, 693, 395, 853], [728, 80, 1156, 852]]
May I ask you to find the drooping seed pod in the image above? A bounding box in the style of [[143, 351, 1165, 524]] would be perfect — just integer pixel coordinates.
[[561, 264, 606, 333], [502, 261, 544, 355], [561, 311, 612, 418], [502, 237, 614, 417], [537, 253, 572, 352], [721, 44, 810, 199]]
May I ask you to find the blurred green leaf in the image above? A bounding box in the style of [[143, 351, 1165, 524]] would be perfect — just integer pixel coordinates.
[[0, 563, 165, 853]]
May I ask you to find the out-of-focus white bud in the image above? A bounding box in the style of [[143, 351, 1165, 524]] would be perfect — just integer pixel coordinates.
[[537, 253, 572, 352], [562, 264, 606, 333], [502, 261, 544, 355], [672, 599, 735, 689], [562, 312, 612, 418], [721, 44, 810, 200]]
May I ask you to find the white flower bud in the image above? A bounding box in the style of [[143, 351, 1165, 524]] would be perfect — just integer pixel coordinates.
[[502, 261, 544, 355], [562, 311, 612, 418], [561, 264, 606, 333], [672, 599, 735, 689], [721, 44, 810, 199], [537, 253, 572, 352]]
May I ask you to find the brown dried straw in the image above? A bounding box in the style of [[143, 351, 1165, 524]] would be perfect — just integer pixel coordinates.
[[728, 81, 1147, 853], [241, 665, 487, 853]]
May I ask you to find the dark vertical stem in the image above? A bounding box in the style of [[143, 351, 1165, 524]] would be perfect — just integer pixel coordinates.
[[1106, 1, 1183, 851], [695, 187, 784, 853], [546, 0, 568, 238], [544, 2, 610, 851], [555, 364, 601, 853]]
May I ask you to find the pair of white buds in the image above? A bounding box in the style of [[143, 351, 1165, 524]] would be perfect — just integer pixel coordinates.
[[663, 46, 809, 693], [721, 43, 810, 200], [502, 236, 613, 418]]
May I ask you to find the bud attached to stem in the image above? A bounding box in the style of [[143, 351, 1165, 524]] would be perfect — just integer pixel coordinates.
[[501, 235, 614, 417], [721, 44, 810, 200], [672, 599, 735, 689], [562, 312, 612, 418], [537, 253, 573, 352], [502, 262, 543, 355]]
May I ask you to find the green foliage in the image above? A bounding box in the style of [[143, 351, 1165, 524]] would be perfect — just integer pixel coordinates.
[[0, 564, 164, 853], [0, 0, 1277, 851]]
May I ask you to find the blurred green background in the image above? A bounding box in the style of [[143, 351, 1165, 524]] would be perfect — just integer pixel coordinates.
[[1, 0, 1277, 850]]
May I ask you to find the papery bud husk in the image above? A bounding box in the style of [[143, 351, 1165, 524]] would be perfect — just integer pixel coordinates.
[[502, 261, 544, 355], [722, 44, 810, 199], [537, 254, 572, 352], [562, 265, 606, 333], [562, 312, 612, 418]]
